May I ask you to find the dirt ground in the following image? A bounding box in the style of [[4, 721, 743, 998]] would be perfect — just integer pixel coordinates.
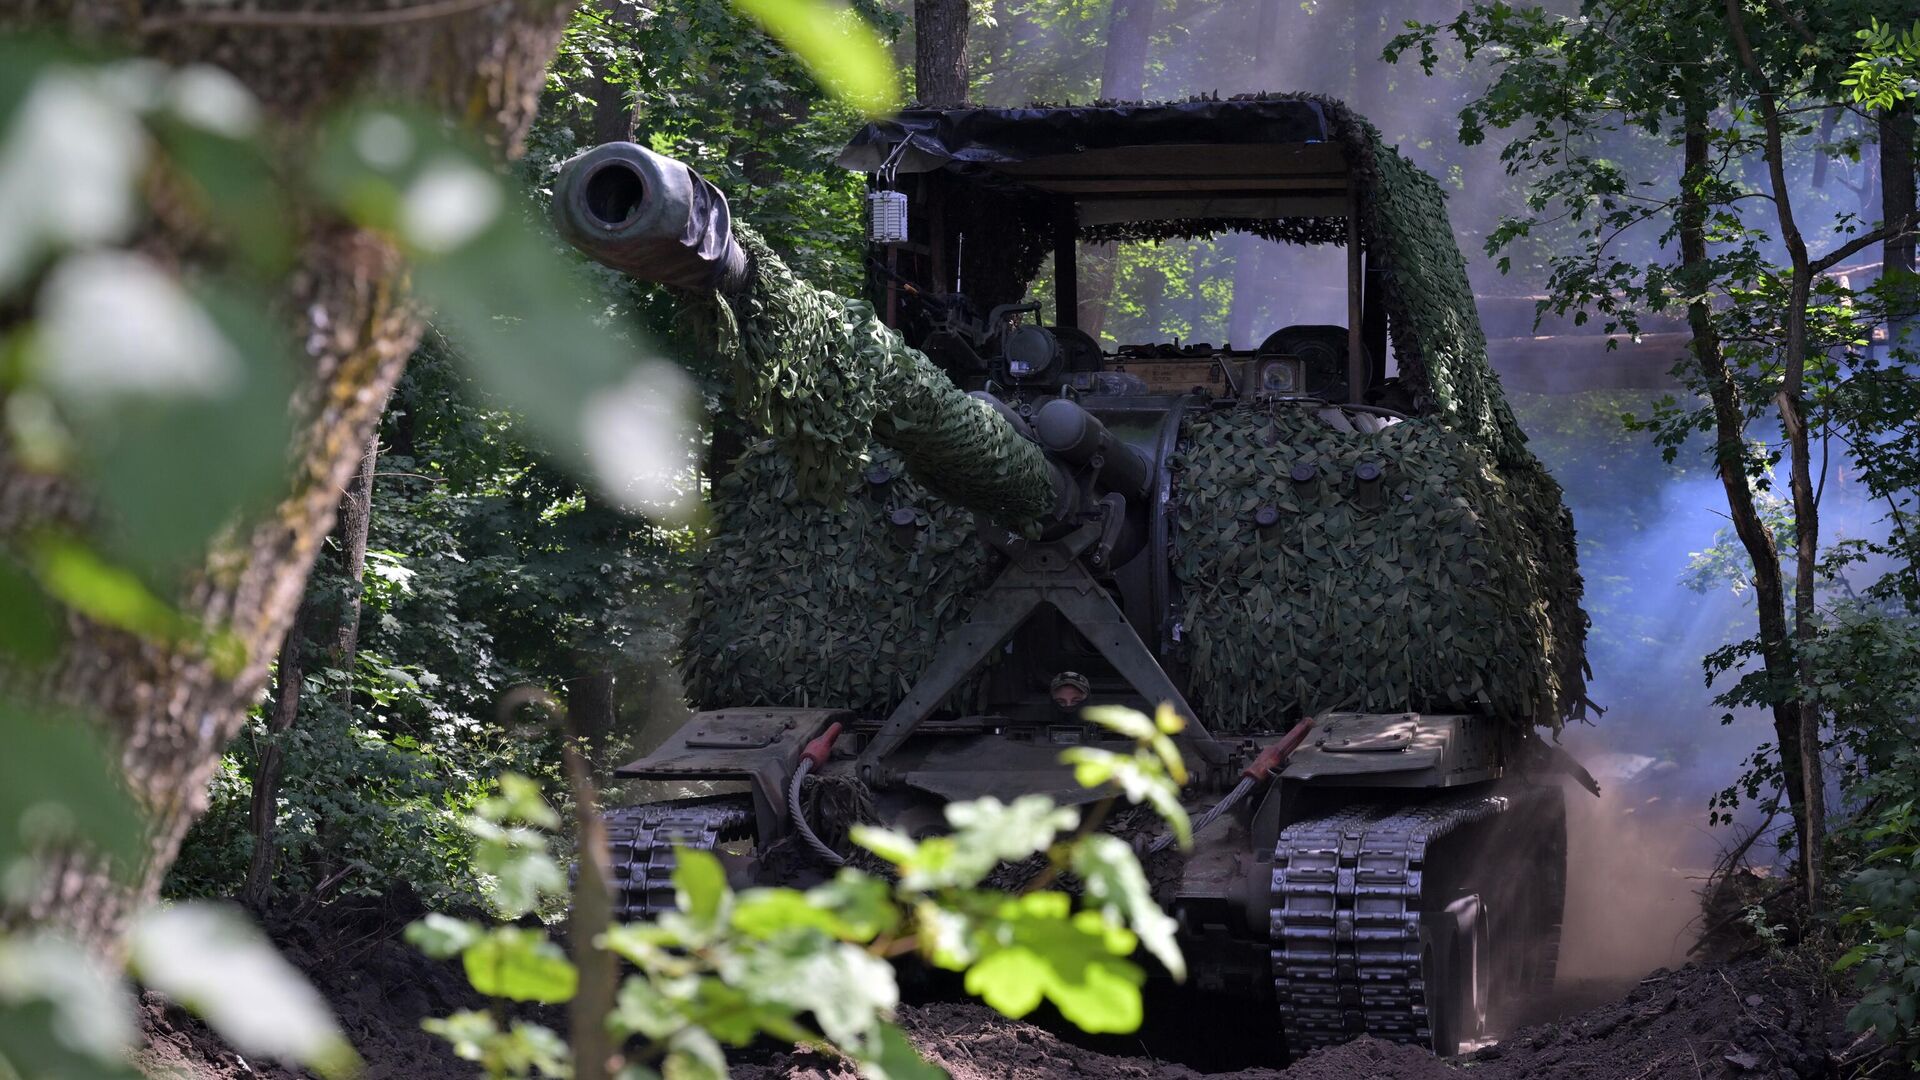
[[732, 956, 1871, 1080], [136, 888, 1882, 1080]]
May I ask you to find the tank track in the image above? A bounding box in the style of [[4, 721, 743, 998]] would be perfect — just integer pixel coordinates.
[[1268, 790, 1514, 1058], [604, 799, 753, 922]]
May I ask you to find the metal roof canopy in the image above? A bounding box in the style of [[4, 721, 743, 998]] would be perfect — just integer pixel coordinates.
[[837, 99, 1351, 227], [839, 98, 1378, 402]]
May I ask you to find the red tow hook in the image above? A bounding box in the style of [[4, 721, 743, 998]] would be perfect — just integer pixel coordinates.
[[801, 721, 845, 768], [1244, 716, 1315, 782]]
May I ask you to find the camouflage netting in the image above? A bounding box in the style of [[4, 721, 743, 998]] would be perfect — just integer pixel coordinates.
[[688, 228, 1056, 524], [681, 442, 995, 715], [1169, 404, 1581, 733], [679, 97, 1588, 730]]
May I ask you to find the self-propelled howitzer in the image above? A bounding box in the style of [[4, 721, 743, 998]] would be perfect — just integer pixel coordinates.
[[553, 98, 1598, 1062]]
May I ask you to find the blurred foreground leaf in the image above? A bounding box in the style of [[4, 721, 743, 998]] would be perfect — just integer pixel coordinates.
[[314, 107, 699, 523], [960, 892, 1144, 1034], [0, 705, 143, 871], [1072, 834, 1184, 981], [131, 903, 359, 1079], [729, 0, 900, 117], [34, 253, 295, 576], [462, 927, 578, 1004], [0, 932, 136, 1075], [0, 556, 58, 663]]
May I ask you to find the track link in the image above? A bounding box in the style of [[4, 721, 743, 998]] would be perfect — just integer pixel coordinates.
[[605, 799, 753, 921], [1269, 790, 1514, 1058]]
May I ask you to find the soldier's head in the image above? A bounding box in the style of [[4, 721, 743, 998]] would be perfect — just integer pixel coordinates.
[[1049, 671, 1090, 711]]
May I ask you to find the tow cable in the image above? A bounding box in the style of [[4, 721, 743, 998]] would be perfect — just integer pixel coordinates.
[[1148, 716, 1315, 854], [788, 722, 847, 866]]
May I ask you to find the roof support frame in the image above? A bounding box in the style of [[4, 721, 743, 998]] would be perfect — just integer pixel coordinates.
[[1346, 190, 1366, 404]]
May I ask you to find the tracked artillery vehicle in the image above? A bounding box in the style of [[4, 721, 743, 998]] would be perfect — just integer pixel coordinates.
[[553, 97, 1595, 1060]]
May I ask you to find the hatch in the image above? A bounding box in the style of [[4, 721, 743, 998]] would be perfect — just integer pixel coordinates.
[[1320, 714, 1419, 752], [682, 711, 796, 750]]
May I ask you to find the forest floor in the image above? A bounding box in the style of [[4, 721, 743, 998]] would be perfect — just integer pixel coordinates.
[[136, 889, 1884, 1080]]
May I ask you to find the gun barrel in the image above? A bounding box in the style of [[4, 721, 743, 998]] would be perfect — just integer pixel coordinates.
[[552, 142, 750, 293]]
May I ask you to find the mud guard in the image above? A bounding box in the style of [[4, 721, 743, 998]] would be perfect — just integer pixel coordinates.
[[1278, 712, 1503, 788], [613, 708, 852, 843]]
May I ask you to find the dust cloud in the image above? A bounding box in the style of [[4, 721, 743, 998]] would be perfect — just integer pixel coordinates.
[[1554, 772, 1703, 984]]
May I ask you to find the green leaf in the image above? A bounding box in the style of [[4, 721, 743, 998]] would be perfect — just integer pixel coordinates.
[[728, 0, 901, 117], [404, 913, 484, 960], [0, 704, 144, 871], [0, 932, 134, 1062], [0, 557, 57, 663], [0, 1000, 145, 1080], [131, 903, 359, 1078], [34, 258, 295, 576], [851, 826, 920, 866], [1071, 834, 1185, 981], [424, 1013, 570, 1079], [151, 113, 292, 274], [674, 847, 731, 930], [1833, 944, 1871, 974], [479, 772, 560, 829], [809, 871, 901, 942], [462, 927, 579, 1004], [421, 1010, 498, 1063], [611, 975, 683, 1041], [732, 877, 897, 943], [733, 935, 898, 1053], [1059, 747, 1191, 847], [664, 1026, 728, 1080], [961, 892, 1145, 1035], [1081, 705, 1157, 742], [313, 108, 697, 523], [946, 796, 1079, 862], [468, 818, 565, 919], [28, 536, 195, 644]]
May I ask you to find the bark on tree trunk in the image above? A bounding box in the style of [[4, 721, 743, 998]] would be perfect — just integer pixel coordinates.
[[334, 429, 379, 712], [1678, 95, 1808, 874], [1099, 0, 1153, 101], [569, 665, 618, 773], [584, 0, 644, 145], [6, 0, 578, 956], [1884, 104, 1916, 344], [913, 0, 970, 106], [1225, 0, 1286, 344], [1727, 0, 1839, 913], [1076, 0, 1156, 338], [240, 599, 311, 910], [1227, 235, 1270, 349]]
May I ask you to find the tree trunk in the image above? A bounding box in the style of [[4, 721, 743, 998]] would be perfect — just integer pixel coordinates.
[[1726, 0, 1825, 912], [913, 0, 971, 106], [569, 665, 618, 773], [1227, 235, 1270, 349], [585, 0, 643, 145], [241, 600, 311, 910], [334, 429, 379, 712], [1099, 0, 1153, 101], [1075, 0, 1156, 338], [7, 0, 578, 956], [1678, 94, 1808, 876], [1225, 0, 1286, 344], [1884, 103, 1916, 346]]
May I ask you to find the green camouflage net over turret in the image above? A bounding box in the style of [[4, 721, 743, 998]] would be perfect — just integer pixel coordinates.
[[689, 229, 1056, 524], [681, 443, 994, 715], [1169, 405, 1582, 732], [680, 99, 1587, 730]]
